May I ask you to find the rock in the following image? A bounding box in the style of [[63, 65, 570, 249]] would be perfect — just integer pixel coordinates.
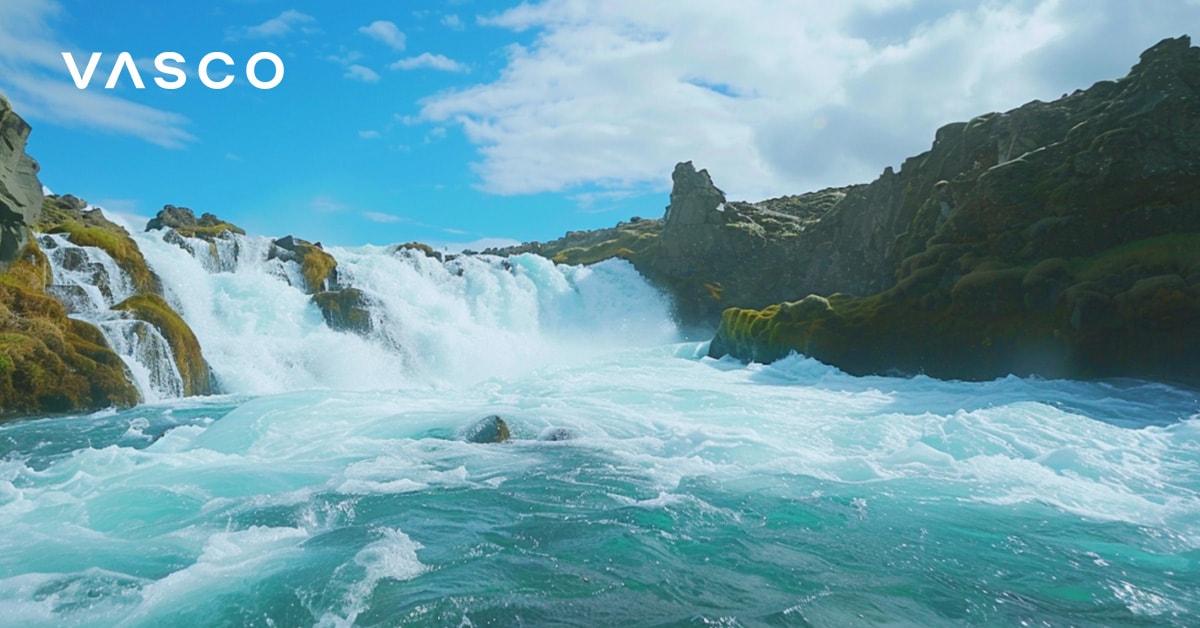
[[112, 294, 216, 396], [0, 93, 43, 273], [396, 241, 443, 262], [145, 205, 245, 242], [462, 415, 510, 443], [312, 288, 372, 334], [1, 236, 140, 417], [537, 426, 574, 441], [705, 36, 1200, 382], [38, 195, 161, 296], [268, 235, 338, 294]]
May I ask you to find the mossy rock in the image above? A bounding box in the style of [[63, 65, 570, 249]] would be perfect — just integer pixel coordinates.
[[396, 241, 443, 262], [38, 197, 161, 296], [312, 288, 372, 334], [146, 204, 245, 241], [1, 237, 140, 418], [112, 294, 214, 396], [269, 235, 338, 294]]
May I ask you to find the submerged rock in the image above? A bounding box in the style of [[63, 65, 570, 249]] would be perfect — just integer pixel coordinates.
[[462, 415, 511, 444], [537, 426, 574, 442]]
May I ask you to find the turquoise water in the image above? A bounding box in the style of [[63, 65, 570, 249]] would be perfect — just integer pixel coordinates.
[[6, 224, 1199, 625], [2, 349, 1197, 626]]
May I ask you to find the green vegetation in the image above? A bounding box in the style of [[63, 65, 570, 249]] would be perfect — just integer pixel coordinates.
[[113, 294, 213, 396], [1, 236, 140, 417]]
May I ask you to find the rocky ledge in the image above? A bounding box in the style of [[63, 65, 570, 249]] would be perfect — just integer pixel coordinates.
[[707, 36, 1200, 381]]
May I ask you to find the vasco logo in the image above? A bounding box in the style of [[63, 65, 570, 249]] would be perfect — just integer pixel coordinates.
[[61, 52, 285, 90]]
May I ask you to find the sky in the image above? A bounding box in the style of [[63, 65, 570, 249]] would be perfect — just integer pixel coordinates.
[[0, 0, 1197, 249]]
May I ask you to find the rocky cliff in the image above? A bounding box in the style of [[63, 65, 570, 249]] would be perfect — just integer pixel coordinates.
[[0, 94, 43, 273], [709, 36, 1200, 382]]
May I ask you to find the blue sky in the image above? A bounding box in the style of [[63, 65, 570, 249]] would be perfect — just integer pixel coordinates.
[[1, 1, 1198, 248]]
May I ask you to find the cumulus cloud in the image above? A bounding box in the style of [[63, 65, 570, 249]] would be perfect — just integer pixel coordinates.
[[345, 64, 381, 83], [229, 9, 318, 39], [420, 0, 1200, 199], [359, 20, 407, 51], [442, 14, 465, 30], [0, 0, 193, 147], [390, 52, 468, 72], [359, 130, 381, 139]]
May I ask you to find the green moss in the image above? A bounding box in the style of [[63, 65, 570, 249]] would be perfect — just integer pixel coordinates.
[[175, 223, 245, 240], [312, 289, 372, 334], [297, 244, 337, 294], [113, 294, 213, 396], [47, 220, 159, 295], [1, 237, 140, 418], [549, 228, 659, 266]]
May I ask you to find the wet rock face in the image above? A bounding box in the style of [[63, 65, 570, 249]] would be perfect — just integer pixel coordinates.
[[709, 37, 1200, 383], [0, 94, 43, 272], [462, 415, 511, 444]]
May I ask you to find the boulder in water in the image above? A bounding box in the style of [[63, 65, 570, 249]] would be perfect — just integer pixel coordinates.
[[538, 426, 574, 442], [462, 415, 510, 443], [312, 288, 372, 334]]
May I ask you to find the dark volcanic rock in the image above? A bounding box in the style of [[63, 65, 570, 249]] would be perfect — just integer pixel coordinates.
[[0, 94, 43, 273], [146, 205, 245, 242], [709, 36, 1200, 383]]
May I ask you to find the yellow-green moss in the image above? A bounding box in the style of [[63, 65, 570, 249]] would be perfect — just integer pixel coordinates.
[[47, 220, 159, 295], [113, 294, 212, 396], [174, 222, 246, 240], [296, 243, 337, 294], [1, 237, 140, 417], [549, 229, 659, 266]]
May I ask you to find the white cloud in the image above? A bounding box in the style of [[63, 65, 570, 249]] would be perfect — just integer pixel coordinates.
[[361, 211, 404, 223], [311, 196, 349, 213], [359, 130, 381, 139], [229, 9, 318, 39], [0, 0, 193, 147], [359, 20, 407, 51], [442, 14, 465, 30], [345, 64, 381, 83], [390, 52, 468, 72], [420, 0, 1200, 199]]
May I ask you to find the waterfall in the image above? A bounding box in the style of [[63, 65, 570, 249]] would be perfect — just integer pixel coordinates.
[[39, 233, 185, 403]]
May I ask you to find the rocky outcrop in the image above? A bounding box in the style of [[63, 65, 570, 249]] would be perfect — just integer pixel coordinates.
[[0, 94, 43, 273], [1, 236, 140, 416], [485, 216, 662, 267], [312, 288, 372, 334], [38, 195, 161, 295], [146, 204, 245, 241], [112, 294, 214, 396], [269, 235, 338, 294], [709, 36, 1200, 382]]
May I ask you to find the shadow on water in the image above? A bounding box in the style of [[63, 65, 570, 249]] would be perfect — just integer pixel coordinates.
[[718, 352, 1199, 429]]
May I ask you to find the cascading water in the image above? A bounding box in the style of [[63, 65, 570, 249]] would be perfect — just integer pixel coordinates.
[[130, 227, 678, 393], [2, 212, 1197, 626], [39, 233, 184, 402]]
